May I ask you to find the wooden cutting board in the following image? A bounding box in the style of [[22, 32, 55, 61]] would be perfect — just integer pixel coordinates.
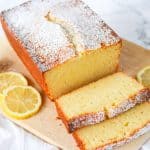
[[0, 34, 150, 150]]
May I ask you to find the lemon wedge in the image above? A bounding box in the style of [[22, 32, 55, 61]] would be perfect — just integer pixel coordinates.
[[0, 72, 27, 94], [1, 86, 41, 119], [137, 66, 150, 88]]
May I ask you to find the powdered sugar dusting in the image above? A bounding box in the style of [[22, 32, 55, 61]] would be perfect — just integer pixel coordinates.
[[49, 0, 120, 52], [1, 0, 120, 71], [68, 111, 105, 132]]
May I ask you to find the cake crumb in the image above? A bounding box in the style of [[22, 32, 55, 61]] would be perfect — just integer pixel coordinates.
[[56, 116, 61, 120], [0, 59, 13, 72]]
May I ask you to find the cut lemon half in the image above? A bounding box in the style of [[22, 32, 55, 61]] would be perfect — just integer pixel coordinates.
[[0, 72, 27, 94], [1, 86, 41, 119], [137, 66, 150, 88]]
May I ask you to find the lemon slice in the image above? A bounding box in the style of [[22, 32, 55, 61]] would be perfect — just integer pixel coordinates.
[[1, 86, 41, 119], [0, 72, 27, 94], [137, 66, 150, 88], [0, 93, 4, 104]]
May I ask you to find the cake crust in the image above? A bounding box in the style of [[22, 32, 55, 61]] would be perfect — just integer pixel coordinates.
[[73, 122, 150, 150], [0, 17, 56, 100], [56, 88, 150, 132]]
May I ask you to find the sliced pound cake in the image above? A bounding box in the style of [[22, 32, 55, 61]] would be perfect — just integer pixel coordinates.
[[74, 102, 150, 150], [0, 0, 121, 100], [56, 72, 150, 132]]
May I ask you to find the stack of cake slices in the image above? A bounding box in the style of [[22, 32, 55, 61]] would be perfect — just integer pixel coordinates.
[[0, 0, 150, 149], [56, 72, 150, 149]]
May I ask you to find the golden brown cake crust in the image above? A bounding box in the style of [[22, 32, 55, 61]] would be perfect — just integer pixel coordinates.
[[0, 17, 45, 90], [0, 16, 57, 99], [56, 88, 150, 132]]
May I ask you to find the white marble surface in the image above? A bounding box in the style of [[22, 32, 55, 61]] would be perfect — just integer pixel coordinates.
[[0, 0, 149, 150]]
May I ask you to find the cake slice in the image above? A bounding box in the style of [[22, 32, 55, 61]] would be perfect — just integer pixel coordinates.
[[74, 102, 150, 150], [0, 0, 121, 100], [56, 72, 150, 132]]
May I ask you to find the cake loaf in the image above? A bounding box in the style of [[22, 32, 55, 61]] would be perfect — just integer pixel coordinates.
[[56, 72, 150, 132], [74, 102, 150, 150], [0, 0, 121, 100]]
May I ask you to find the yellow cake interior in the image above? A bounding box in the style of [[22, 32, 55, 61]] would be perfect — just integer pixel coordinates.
[[75, 102, 150, 150], [44, 43, 121, 99], [57, 72, 144, 119]]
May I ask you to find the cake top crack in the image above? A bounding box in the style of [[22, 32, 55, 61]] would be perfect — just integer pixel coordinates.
[[1, 0, 120, 72]]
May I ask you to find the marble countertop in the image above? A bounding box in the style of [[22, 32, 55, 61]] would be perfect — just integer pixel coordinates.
[[0, 0, 150, 49], [0, 0, 149, 150]]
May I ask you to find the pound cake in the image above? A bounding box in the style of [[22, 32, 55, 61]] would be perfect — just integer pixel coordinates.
[[74, 102, 150, 150], [56, 72, 150, 132], [0, 0, 121, 100]]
